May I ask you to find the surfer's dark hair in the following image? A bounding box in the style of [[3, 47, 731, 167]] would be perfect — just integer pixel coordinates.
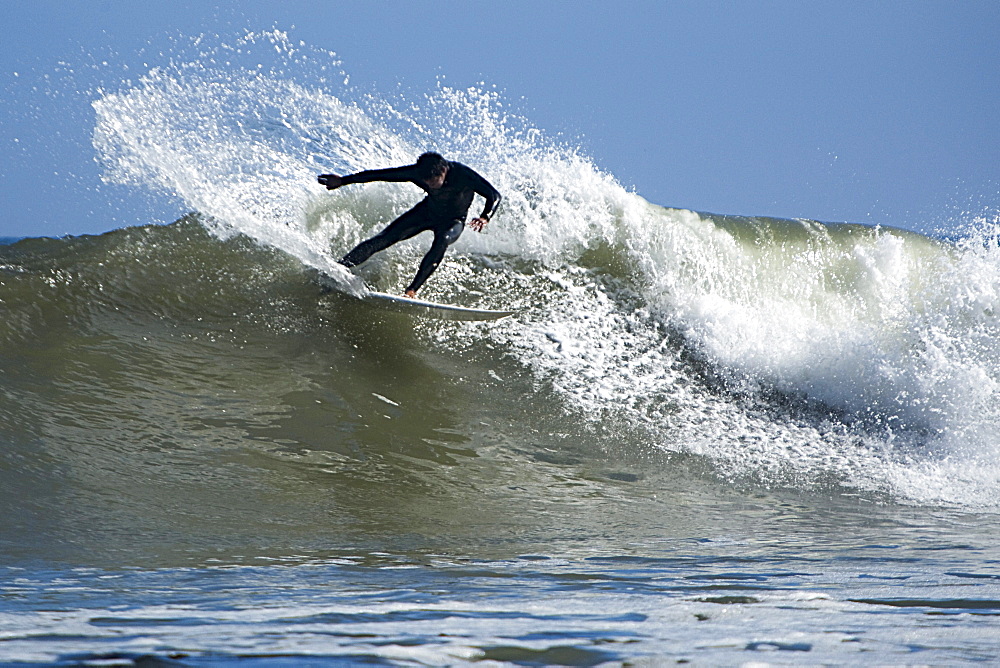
[[415, 152, 449, 178]]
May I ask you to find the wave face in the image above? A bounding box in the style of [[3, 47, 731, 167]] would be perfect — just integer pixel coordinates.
[[3, 31, 999, 553]]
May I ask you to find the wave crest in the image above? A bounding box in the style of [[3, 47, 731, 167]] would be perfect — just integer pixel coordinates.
[[85, 29, 1000, 507]]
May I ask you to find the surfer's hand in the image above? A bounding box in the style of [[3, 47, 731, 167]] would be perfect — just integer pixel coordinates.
[[469, 217, 489, 232], [317, 174, 343, 190]]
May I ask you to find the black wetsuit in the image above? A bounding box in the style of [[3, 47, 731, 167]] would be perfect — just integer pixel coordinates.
[[337, 161, 502, 294]]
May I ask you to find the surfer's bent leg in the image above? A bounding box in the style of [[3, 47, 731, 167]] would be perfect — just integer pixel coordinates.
[[339, 206, 429, 268], [406, 220, 464, 294]]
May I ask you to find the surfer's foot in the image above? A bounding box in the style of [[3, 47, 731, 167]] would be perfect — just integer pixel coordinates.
[[404, 289, 417, 298]]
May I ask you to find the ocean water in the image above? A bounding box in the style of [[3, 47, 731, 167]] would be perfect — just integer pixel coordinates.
[[2, 30, 1000, 666]]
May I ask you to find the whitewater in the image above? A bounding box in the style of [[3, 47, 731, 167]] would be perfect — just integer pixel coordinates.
[[2, 30, 999, 666]]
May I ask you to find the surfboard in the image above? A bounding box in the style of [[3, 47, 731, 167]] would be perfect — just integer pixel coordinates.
[[315, 271, 514, 321], [364, 290, 515, 321]]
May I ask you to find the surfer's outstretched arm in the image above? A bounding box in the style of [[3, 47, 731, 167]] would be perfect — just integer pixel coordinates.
[[319, 165, 422, 191]]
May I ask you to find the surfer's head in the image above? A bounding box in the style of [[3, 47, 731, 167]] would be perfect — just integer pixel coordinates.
[[416, 152, 449, 189]]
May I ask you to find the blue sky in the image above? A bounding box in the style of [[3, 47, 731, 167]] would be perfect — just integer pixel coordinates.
[[3, 1, 998, 238]]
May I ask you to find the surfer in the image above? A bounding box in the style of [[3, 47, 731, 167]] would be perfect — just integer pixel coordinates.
[[318, 152, 501, 297]]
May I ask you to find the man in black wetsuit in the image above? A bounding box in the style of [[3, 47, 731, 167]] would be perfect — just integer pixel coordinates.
[[318, 152, 501, 297]]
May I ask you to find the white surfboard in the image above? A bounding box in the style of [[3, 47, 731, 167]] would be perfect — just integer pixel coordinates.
[[315, 271, 514, 321], [365, 290, 515, 321]]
